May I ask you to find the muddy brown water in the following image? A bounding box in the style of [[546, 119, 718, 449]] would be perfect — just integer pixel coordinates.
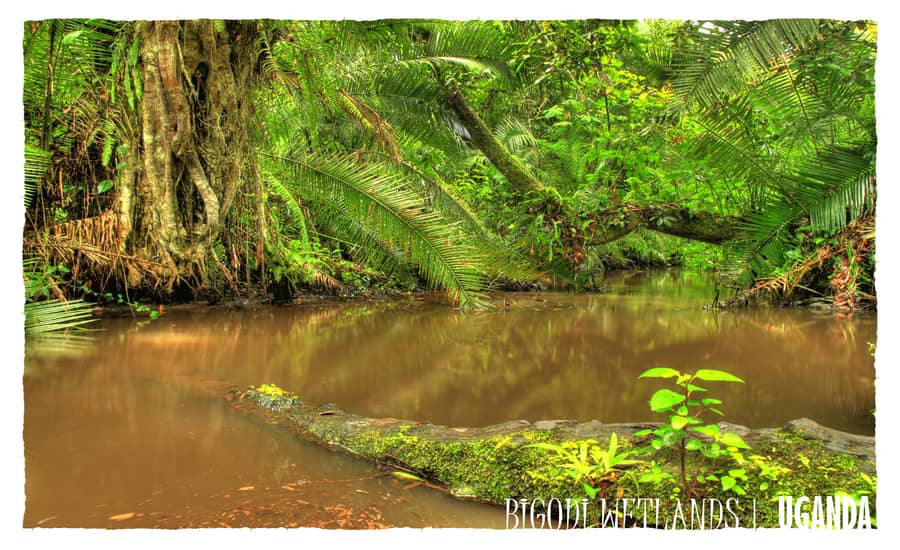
[[23, 269, 876, 528]]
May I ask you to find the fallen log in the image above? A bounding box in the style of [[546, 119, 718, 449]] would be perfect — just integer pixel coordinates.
[[231, 384, 876, 528]]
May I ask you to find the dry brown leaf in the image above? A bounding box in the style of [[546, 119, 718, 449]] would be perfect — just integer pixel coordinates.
[[108, 512, 137, 521]]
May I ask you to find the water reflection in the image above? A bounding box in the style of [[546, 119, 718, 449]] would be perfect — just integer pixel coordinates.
[[74, 270, 869, 432]]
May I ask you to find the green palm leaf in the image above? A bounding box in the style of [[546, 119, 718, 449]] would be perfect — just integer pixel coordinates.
[[24, 145, 51, 208], [670, 19, 821, 114], [267, 152, 489, 308], [24, 299, 96, 335]]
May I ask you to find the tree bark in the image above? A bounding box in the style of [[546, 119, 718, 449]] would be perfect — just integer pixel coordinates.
[[591, 206, 743, 245], [126, 20, 258, 291], [445, 89, 555, 203]]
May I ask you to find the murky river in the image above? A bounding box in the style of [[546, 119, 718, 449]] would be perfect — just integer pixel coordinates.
[[23, 269, 876, 528]]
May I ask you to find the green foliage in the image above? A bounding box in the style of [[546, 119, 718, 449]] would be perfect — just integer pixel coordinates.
[[835, 473, 877, 527], [24, 299, 96, 335], [527, 434, 642, 500], [635, 366, 751, 497], [265, 153, 491, 308], [669, 20, 876, 289], [81, 288, 159, 320], [23, 259, 97, 335], [22, 18, 877, 304]]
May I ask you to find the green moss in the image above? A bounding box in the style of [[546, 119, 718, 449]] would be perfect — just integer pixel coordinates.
[[616, 432, 875, 527], [237, 385, 875, 528], [246, 384, 302, 411]]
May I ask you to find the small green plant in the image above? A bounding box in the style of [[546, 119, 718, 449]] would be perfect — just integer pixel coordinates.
[[81, 286, 159, 319], [832, 472, 877, 527], [749, 454, 791, 493], [634, 367, 751, 497], [527, 434, 641, 499], [24, 262, 70, 301]]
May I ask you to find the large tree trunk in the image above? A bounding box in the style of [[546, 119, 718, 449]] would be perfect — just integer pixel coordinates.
[[122, 20, 258, 292]]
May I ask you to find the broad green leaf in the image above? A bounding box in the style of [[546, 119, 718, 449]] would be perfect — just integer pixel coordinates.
[[670, 415, 689, 430], [722, 476, 737, 491], [634, 429, 652, 437], [649, 389, 685, 412], [687, 384, 707, 393], [690, 424, 720, 437], [638, 367, 681, 379], [97, 180, 114, 194], [718, 433, 751, 450], [701, 447, 723, 459], [660, 428, 683, 447], [676, 405, 689, 416], [694, 369, 745, 383], [701, 398, 723, 406], [685, 439, 703, 451]]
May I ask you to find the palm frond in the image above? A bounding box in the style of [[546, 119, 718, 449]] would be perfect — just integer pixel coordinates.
[[306, 197, 418, 286], [24, 299, 96, 335], [724, 200, 801, 284], [263, 166, 313, 244], [792, 144, 876, 233], [267, 152, 490, 308], [669, 19, 821, 114], [724, 142, 875, 284], [24, 145, 51, 208], [495, 117, 539, 155], [337, 89, 402, 162]]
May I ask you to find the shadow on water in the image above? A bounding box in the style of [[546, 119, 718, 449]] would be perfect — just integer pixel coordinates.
[[23, 268, 875, 527]]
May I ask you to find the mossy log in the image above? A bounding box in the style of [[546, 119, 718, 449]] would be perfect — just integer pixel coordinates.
[[231, 385, 876, 528]]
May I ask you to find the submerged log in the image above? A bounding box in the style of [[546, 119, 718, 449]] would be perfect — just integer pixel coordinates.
[[231, 385, 876, 527]]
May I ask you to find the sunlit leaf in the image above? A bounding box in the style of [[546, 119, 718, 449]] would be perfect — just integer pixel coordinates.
[[718, 432, 751, 450], [392, 471, 424, 482], [638, 367, 681, 379], [649, 389, 685, 412], [694, 369, 744, 383], [721, 476, 737, 491], [670, 415, 689, 430]]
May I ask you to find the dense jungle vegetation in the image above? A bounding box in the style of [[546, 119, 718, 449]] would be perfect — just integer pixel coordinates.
[[22, 19, 876, 319]]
